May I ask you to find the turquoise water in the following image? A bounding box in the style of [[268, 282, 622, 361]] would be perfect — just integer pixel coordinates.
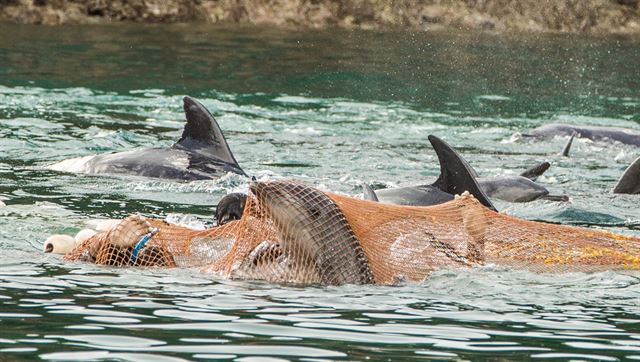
[[1, 23, 640, 360]]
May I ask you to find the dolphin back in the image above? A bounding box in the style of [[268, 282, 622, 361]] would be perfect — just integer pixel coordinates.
[[613, 156, 640, 194], [429, 135, 497, 211], [530, 123, 640, 147], [361, 183, 379, 202], [177, 96, 245, 174], [520, 161, 550, 180], [479, 176, 549, 202], [49, 96, 247, 180]]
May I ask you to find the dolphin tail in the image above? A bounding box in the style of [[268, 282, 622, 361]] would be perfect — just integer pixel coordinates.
[[429, 135, 497, 211], [520, 161, 550, 181], [361, 183, 379, 202], [561, 133, 576, 157], [613, 156, 640, 194], [178, 96, 245, 174]]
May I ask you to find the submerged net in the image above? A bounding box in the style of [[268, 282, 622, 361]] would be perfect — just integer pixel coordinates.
[[65, 180, 640, 285]]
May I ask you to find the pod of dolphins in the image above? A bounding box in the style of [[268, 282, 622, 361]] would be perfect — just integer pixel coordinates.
[[47, 96, 639, 227]]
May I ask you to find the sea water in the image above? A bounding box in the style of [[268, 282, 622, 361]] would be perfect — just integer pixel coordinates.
[[0, 23, 639, 360]]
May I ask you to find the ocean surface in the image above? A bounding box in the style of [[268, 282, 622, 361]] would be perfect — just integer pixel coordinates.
[[1, 23, 639, 361]]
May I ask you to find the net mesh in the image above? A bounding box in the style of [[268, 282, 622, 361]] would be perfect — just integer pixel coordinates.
[[65, 180, 640, 285]]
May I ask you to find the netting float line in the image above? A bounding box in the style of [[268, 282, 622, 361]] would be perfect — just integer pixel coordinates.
[[64, 180, 640, 285]]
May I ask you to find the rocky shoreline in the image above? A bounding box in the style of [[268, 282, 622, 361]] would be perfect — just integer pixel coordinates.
[[1, 0, 639, 34]]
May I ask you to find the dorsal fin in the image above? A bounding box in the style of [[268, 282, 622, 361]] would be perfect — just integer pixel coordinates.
[[429, 135, 497, 211], [176, 96, 241, 168], [613, 156, 640, 194], [520, 161, 550, 180], [361, 183, 379, 202], [561, 133, 575, 157]]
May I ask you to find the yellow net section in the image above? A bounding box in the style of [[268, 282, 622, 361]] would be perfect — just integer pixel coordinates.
[[65, 180, 640, 285]]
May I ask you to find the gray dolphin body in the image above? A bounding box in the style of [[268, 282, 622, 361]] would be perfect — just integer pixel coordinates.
[[49, 96, 247, 180], [370, 136, 497, 210], [372, 186, 454, 206], [528, 123, 640, 146], [215, 193, 248, 225], [478, 176, 550, 202], [613, 156, 640, 194], [367, 136, 558, 207], [476, 161, 567, 203], [249, 180, 374, 285], [373, 165, 552, 205]]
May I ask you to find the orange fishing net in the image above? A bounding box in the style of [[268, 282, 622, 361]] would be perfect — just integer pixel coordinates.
[[65, 180, 640, 285]]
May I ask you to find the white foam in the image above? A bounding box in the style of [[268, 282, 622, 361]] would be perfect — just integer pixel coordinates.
[[164, 214, 207, 230], [272, 95, 323, 104], [477, 95, 511, 101]]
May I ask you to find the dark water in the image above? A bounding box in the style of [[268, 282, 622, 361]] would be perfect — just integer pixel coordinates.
[[1, 23, 640, 361]]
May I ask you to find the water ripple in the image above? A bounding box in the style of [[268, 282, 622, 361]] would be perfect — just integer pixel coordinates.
[[1, 25, 640, 360]]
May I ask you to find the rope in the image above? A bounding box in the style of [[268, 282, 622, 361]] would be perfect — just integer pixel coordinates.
[[131, 228, 159, 264]]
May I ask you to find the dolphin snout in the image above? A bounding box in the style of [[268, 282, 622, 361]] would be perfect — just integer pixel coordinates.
[[216, 193, 247, 225], [248, 182, 262, 195], [182, 96, 196, 108], [250, 180, 296, 204], [249, 182, 273, 201]]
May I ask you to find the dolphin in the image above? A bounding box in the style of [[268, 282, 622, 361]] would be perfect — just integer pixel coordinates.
[[218, 156, 536, 220], [613, 156, 640, 194], [478, 161, 569, 202], [519, 161, 550, 180], [248, 180, 374, 285], [475, 161, 569, 202], [368, 135, 497, 211], [215, 193, 247, 225], [361, 183, 379, 202], [561, 134, 576, 157], [49, 96, 247, 180], [551, 132, 638, 195], [477, 176, 561, 202], [527, 123, 640, 147], [365, 136, 564, 206], [371, 173, 561, 205]]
